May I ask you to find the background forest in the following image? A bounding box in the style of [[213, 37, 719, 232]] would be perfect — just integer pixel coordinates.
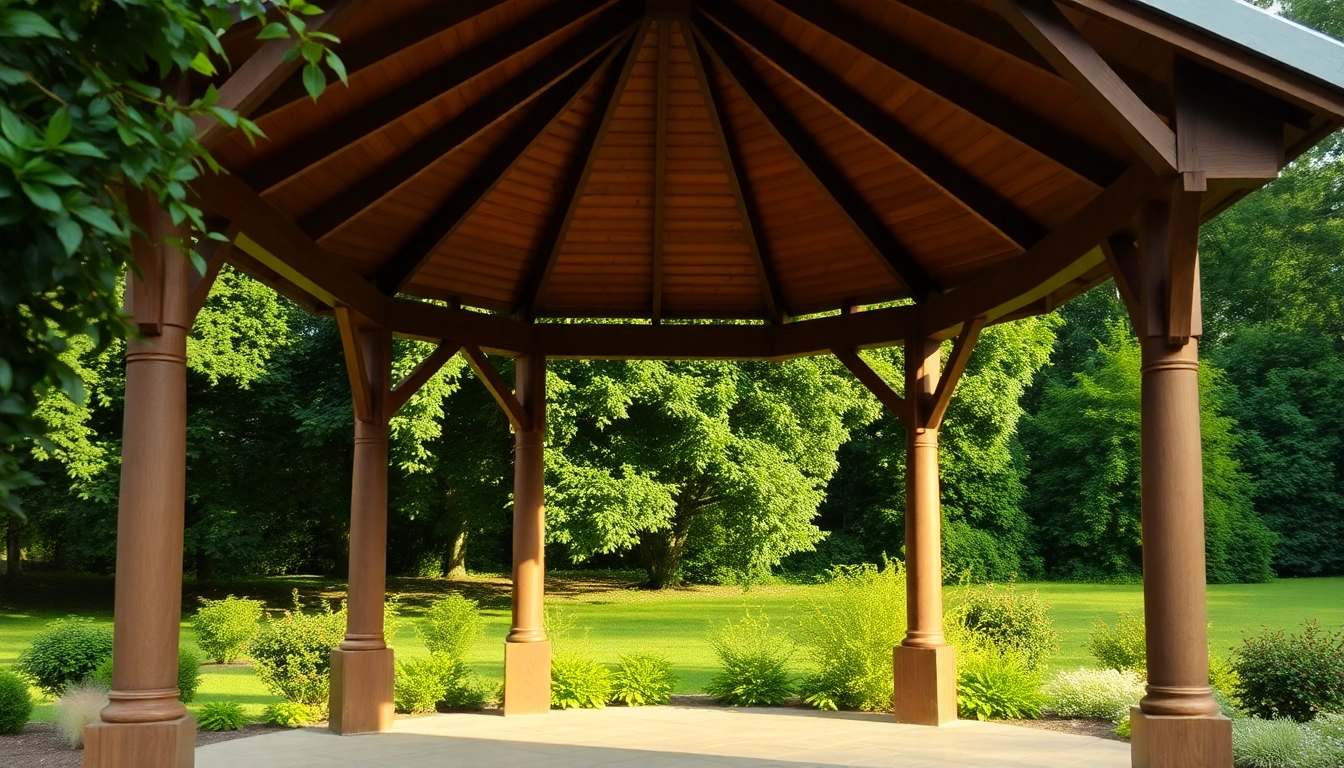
[[6, 2, 1344, 592]]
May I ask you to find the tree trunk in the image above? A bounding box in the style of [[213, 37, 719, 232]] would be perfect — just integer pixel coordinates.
[[5, 514, 20, 578], [638, 506, 696, 589], [445, 528, 468, 579]]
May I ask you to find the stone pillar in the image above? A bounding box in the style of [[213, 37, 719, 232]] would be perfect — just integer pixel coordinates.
[[329, 328, 394, 735], [1130, 196, 1231, 768], [85, 194, 195, 768], [504, 354, 550, 715], [893, 338, 957, 726]]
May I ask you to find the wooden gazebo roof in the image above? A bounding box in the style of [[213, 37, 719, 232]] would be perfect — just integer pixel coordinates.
[[190, 0, 1344, 359]]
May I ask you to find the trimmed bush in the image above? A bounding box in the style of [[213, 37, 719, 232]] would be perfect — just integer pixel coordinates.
[[1043, 668, 1145, 720], [16, 618, 114, 696], [197, 701, 248, 732], [1233, 622, 1344, 723], [439, 672, 488, 711], [0, 668, 33, 734], [795, 561, 904, 711], [54, 682, 108, 747], [249, 591, 346, 707], [706, 611, 793, 707], [1232, 714, 1344, 768], [951, 580, 1057, 671], [550, 653, 613, 709], [90, 646, 202, 704], [956, 650, 1046, 721], [421, 595, 483, 660], [194, 596, 263, 663], [395, 655, 454, 715], [262, 701, 319, 728], [1087, 612, 1146, 673], [612, 654, 676, 706]]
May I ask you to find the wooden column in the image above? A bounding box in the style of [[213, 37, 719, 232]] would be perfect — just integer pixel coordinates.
[[329, 324, 394, 735], [1128, 195, 1232, 767], [893, 338, 957, 726], [504, 353, 550, 714], [85, 193, 195, 768]]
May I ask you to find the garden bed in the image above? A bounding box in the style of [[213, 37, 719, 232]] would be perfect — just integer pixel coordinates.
[[0, 722, 285, 768], [1005, 716, 1124, 742]]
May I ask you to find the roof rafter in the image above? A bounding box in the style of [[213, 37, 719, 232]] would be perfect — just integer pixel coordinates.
[[692, 17, 938, 302], [652, 21, 671, 323], [374, 31, 637, 295], [699, 1, 1047, 251], [521, 20, 652, 319]]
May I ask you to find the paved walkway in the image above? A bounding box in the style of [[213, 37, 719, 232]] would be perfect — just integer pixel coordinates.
[[196, 706, 1130, 767]]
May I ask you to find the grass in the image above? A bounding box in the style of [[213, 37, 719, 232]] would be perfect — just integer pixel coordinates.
[[3, 572, 1343, 717]]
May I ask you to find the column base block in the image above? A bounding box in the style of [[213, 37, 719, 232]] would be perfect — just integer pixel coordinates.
[[893, 644, 958, 726], [329, 648, 394, 735], [503, 640, 551, 715], [83, 714, 194, 768], [1130, 707, 1232, 768]]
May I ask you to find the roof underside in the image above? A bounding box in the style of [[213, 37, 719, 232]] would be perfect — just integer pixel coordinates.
[[205, 0, 1344, 324]]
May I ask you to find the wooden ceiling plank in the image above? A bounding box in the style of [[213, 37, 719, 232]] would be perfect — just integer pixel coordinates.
[[388, 341, 461, 414], [692, 18, 936, 302], [255, 0, 509, 119], [685, 19, 785, 323], [522, 21, 651, 319], [239, 0, 633, 193], [462, 344, 531, 431], [994, 0, 1177, 173], [834, 348, 909, 425], [768, 0, 1124, 187], [700, 1, 1048, 251], [652, 22, 671, 323]]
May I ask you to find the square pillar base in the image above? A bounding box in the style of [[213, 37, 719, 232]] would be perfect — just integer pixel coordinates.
[[329, 648, 394, 735], [1130, 707, 1232, 768], [893, 644, 958, 726], [84, 714, 195, 768], [503, 640, 551, 715]]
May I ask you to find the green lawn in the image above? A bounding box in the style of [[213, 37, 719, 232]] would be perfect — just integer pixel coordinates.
[[3, 573, 1342, 719]]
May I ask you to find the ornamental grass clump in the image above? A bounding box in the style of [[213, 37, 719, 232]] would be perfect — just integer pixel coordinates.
[[795, 561, 904, 711], [248, 591, 346, 709], [197, 701, 248, 732], [955, 648, 1047, 721], [16, 618, 113, 697], [550, 654, 613, 709], [1043, 668, 1146, 721], [0, 668, 33, 734], [194, 596, 264, 663], [1087, 612, 1147, 674], [612, 654, 676, 706], [54, 682, 108, 747], [706, 609, 794, 707], [1232, 714, 1344, 768], [1233, 622, 1344, 722]]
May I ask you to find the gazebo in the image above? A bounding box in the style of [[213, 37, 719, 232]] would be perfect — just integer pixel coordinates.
[[85, 1, 1344, 766]]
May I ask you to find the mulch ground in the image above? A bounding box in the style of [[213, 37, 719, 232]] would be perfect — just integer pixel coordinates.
[[1004, 715, 1126, 741], [1, 722, 285, 768]]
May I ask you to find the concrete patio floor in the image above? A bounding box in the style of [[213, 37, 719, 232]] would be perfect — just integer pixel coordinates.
[[196, 706, 1131, 767]]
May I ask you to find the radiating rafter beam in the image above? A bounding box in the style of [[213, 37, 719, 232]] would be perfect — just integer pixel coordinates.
[[685, 19, 785, 323], [691, 18, 938, 302], [766, 0, 1125, 187], [521, 20, 652, 319], [651, 21, 671, 322], [254, 0, 509, 119], [300, 20, 634, 243], [462, 344, 530, 431], [994, 0, 1176, 173], [834, 349, 908, 426], [926, 315, 985, 429], [388, 341, 460, 414], [698, 2, 1046, 251], [238, 0, 635, 193]]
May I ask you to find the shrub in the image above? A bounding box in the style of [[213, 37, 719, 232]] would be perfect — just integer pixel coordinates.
[[90, 647, 202, 704], [54, 682, 108, 747], [197, 701, 248, 732], [612, 654, 676, 706], [1043, 668, 1145, 720], [439, 672, 488, 711], [421, 595, 483, 660], [384, 595, 405, 648], [950, 581, 1058, 671], [0, 668, 33, 734], [1087, 612, 1146, 673], [1230, 716, 1344, 768], [249, 591, 346, 707], [262, 701, 319, 728], [795, 562, 904, 711], [194, 596, 263, 663], [956, 650, 1046, 721], [1233, 622, 1344, 722], [395, 655, 455, 715], [1115, 713, 1131, 738], [706, 610, 793, 707], [550, 653, 613, 709], [1210, 654, 1240, 696], [16, 618, 114, 696]]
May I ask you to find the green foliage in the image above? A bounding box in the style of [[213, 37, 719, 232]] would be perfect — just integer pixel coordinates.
[[1233, 622, 1344, 722], [421, 595, 483, 660], [795, 561, 905, 711], [550, 653, 613, 710], [0, 668, 33, 733], [1232, 714, 1344, 768], [90, 646, 201, 703], [950, 581, 1057, 671], [194, 596, 263, 663], [956, 650, 1046, 721], [395, 655, 455, 715], [1043, 668, 1145, 720], [1116, 713, 1131, 738], [611, 654, 676, 706], [248, 592, 346, 707], [16, 617, 112, 696], [262, 701, 318, 728], [706, 610, 793, 706], [1087, 611, 1147, 674], [196, 701, 247, 732], [439, 672, 488, 711]]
